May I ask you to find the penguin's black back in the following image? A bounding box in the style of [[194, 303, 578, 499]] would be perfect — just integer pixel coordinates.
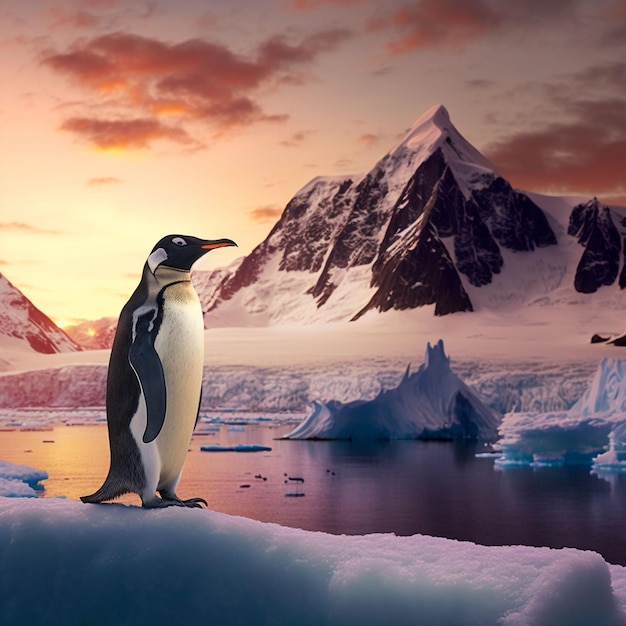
[[82, 271, 163, 502]]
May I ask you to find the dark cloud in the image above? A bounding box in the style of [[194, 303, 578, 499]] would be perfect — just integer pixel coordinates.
[[87, 176, 123, 186], [368, 0, 584, 55], [47, 9, 101, 30], [368, 0, 499, 54], [466, 79, 495, 89], [485, 97, 626, 202], [0, 222, 60, 235], [566, 62, 626, 92], [249, 205, 283, 222], [290, 0, 367, 11], [597, 0, 626, 46], [42, 29, 352, 148]]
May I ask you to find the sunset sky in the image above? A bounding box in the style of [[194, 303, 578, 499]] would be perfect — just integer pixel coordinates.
[[1, 0, 625, 326]]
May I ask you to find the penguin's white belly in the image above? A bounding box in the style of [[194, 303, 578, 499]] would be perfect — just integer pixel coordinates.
[[153, 282, 204, 488]]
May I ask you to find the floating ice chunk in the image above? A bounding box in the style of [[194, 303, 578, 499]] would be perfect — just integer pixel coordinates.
[[0, 476, 39, 498], [593, 420, 626, 473], [0, 460, 48, 490], [200, 444, 272, 453], [496, 358, 626, 470], [285, 340, 500, 440]]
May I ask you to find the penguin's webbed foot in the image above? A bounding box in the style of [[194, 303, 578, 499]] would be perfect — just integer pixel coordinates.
[[179, 497, 208, 508], [148, 493, 208, 509]]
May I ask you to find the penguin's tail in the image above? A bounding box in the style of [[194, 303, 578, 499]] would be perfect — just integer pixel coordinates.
[[80, 475, 128, 504]]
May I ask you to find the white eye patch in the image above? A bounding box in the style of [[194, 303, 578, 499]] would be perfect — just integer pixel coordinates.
[[172, 237, 187, 246], [147, 247, 168, 274]]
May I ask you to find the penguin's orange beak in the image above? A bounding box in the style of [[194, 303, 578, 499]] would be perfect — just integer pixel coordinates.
[[201, 239, 237, 250]]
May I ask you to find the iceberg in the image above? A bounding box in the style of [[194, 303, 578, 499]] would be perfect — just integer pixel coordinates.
[[496, 358, 626, 468], [0, 460, 47, 497], [284, 340, 500, 440], [0, 498, 624, 625]]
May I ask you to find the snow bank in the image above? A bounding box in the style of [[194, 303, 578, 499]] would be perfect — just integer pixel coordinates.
[[0, 460, 47, 497], [285, 340, 500, 440], [496, 358, 626, 468], [0, 498, 624, 626]]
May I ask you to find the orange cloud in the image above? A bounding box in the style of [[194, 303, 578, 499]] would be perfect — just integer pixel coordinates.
[[356, 133, 380, 148], [485, 98, 626, 203], [42, 29, 352, 147], [279, 130, 314, 147], [86, 176, 123, 186], [249, 205, 283, 221], [0, 222, 60, 235], [61, 117, 193, 150]]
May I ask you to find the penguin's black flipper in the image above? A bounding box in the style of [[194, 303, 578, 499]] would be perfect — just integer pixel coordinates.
[[194, 387, 203, 430], [128, 310, 167, 444]]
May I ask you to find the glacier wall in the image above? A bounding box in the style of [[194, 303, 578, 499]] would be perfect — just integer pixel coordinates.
[[0, 359, 598, 414]]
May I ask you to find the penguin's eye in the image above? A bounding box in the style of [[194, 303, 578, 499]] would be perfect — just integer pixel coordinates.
[[172, 237, 187, 246]]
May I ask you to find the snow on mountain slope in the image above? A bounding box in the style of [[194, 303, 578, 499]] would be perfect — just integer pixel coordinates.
[[0, 273, 81, 355], [196, 104, 625, 328]]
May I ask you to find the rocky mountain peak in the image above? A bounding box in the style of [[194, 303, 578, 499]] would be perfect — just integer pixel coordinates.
[[0, 273, 81, 354], [195, 106, 622, 327]]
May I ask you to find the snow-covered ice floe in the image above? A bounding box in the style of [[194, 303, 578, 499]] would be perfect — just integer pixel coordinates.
[[284, 340, 500, 441], [200, 444, 272, 452], [495, 358, 626, 471], [0, 498, 624, 626], [0, 460, 47, 497]]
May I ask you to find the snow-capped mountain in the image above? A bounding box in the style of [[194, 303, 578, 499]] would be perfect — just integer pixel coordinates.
[[0, 273, 81, 354], [195, 105, 626, 326]]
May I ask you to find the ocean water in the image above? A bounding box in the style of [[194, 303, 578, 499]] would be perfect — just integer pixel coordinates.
[[2, 422, 626, 565]]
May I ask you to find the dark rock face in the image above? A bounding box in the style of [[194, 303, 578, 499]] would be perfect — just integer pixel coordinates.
[[208, 176, 354, 309], [353, 146, 560, 318], [355, 220, 473, 318], [473, 177, 557, 251], [568, 199, 621, 293], [309, 166, 390, 305]]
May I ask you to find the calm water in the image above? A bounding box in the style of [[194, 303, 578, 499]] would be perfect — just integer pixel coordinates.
[[2, 422, 626, 565]]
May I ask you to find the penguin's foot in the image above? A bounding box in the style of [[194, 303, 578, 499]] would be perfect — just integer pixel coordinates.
[[178, 497, 208, 508], [142, 494, 208, 509]]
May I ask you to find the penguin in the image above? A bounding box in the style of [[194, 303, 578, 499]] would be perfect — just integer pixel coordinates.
[[81, 234, 236, 508]]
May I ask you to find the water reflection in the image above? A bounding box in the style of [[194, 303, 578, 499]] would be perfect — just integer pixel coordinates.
[[1, 423, 625, 565]]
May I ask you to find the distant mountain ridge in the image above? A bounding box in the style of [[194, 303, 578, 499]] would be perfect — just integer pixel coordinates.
[[6, 105, 623, 353], [195, 105, 626, 326], [0, 273, 81, 354]]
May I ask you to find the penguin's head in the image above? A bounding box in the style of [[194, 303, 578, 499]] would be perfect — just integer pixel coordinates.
[[147, 234, 237, 274]]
